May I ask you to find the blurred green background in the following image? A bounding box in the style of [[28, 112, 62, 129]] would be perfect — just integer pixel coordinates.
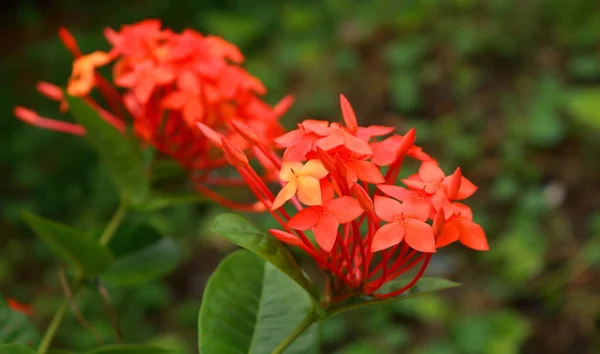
[[2, 0, 600, 353]]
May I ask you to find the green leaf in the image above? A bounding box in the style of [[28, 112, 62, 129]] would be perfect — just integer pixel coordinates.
[[198, 251, 318, 354], [108, 221, 162, 258], [0, 344, 36, 354], [135, 193, 208, 212], [327, 277, 460, 316], [566, 88, 600, 130], [0, 296, 39, 346], [22, 212, 113, 277], [101, 238, 179, 287], [210, 214, 323, 315], [86, 344, 173, 354], [66, 95, 149, 206]]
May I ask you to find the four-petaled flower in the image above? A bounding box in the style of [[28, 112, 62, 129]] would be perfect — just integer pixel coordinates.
[[272, 160, 329, 209], [288, 183, 364, 251], [372, 196, 436, 253]]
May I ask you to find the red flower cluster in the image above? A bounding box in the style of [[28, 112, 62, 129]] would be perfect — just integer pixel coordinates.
[[14, 20, 291, 209], [203, 95, 488, 300]]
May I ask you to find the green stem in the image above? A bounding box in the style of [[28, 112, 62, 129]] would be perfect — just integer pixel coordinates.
[[272, 310, 317, 354], [99, 202, 128, 246], [37, 204, 127, 353], [37, 301, 68, 354]]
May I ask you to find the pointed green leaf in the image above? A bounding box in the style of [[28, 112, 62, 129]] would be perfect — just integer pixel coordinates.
[[0, 296, 39, 347], [66, 95, 149, 206], [210, 213, 323, 314], [101, 238, 180, 286], [0, 344, 36, 354], [327, 277, 460, 316], [86, 344, 173, 354], [198, 251, 318, 354], [22, 212, 113, 277]]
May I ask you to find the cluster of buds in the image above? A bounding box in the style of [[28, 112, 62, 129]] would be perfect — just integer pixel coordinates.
[[202, 95, 488, 300], [14, 20, 292, 210]]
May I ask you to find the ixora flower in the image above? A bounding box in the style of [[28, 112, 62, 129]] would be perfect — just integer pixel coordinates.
[[204, 94, 489, 300], [14, 20, 292, 211]]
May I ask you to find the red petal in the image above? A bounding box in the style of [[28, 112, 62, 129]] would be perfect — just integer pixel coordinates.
[[316, 133, 344, 151], [283, 141, 313, 161], [377, 184, 412, 201], [418, 162, 445, 182], [287, 207, 322, 230], [274, 129, 302, 147], [360, 125, 395, 137], [161, 91, 186, 109], [314, 213, 339, 252], [436, 219, 460, 247], [405, 197, 432, 222], [327, 196, 363, 223], [352, 160, 385, 184], [452, 202, 473, 220], [374, 196, 403, 222], [404, 219, 436, 253], [458, 219, 489, 250], [402, 178, 427, 191], [320, 179, 335, 204], [302, 120, 331, 135], [370, 135, 402, 166], [183, 99, 204, 125], [340, 94, 358, 133], [408, 146, 436, 163], [446, 168, 462, 200], [456, 176, 478, 200], [371, 221, 405, 252], [344, 133, 373, 155], [133, 75, 155, 103]]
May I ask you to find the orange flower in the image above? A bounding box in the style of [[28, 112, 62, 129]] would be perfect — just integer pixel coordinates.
[[271, 160, 329, 209]]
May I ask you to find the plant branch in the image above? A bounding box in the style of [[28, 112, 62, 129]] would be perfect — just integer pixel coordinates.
[[99, 202, 128, 246], [38, 204, 127, 353]]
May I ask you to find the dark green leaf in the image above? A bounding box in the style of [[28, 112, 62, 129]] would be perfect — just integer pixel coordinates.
[[0, 344, 36, 354], [0, 296, 39, 347], [66, 95, 149, 206], [210, 213, 323, 315], [86, 344, 173, 354], [328, 277, 460, 316], [22, 212, 113, 277], [101, 238, 179, 287], [198, 251, 318, 354], [108, 221, 162, 258]]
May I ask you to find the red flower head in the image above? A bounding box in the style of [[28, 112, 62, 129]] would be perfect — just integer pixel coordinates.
[[213, 95, 489, 302], [14, 20, 293, 210]]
